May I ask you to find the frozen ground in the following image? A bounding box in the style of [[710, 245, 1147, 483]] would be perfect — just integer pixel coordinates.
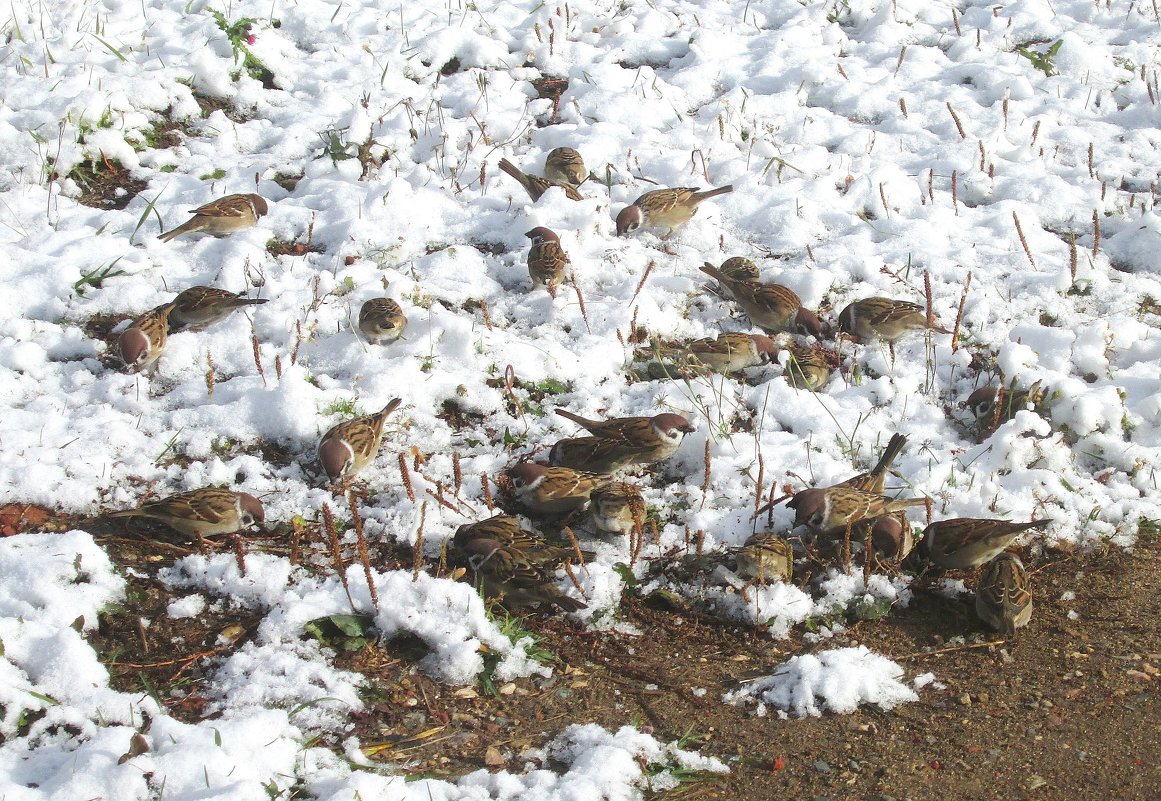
[[1, 0, 1159, 797]]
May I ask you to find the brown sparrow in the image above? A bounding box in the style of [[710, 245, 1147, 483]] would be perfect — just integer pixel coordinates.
[[504, 462, 610, 516], [975, 553, 1033, 634], [543, 147, 587, 185], [616, 185, 733, 236], [835, 433, 908, 495], [703, 258, 760, 299], [787, 486, 927, 538], [549, 436, 650, 474], [734, 531, 794, 583], [168, 286, 268, 332], [454, 515, 590, 567], [452, 516, 589, 612], [525, 227, 570, 297], [104, 487, 265, 543], [158, 193, 269, 242], [497, 158, 583, 201], [118, 302, 176, 372], [554, 408, 695, 461], [855, 512, 914, 564], [687, 332, 777, 373], [589, 482, 646, 537], [358, 298, 407, 344], [917, 517, 1050, 570], [317, 398, 403, 482], [781, 342, 834, 391], [966, 381, 1048, 431], [837, 297, 950, 343], [699, 265, 825, 338]]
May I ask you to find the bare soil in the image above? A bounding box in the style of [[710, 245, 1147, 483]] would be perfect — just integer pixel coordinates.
[[10, 506, 1159, 801]]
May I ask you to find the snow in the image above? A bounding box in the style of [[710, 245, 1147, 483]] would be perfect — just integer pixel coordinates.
[[724, 646, 920, 718], [3, 0, 1161, 794]]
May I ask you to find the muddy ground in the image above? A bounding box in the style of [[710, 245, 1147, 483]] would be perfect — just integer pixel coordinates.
[[8, 503, 1157, 801]]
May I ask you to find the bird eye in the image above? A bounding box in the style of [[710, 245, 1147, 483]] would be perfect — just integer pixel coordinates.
[[974, 401, 993, 417]]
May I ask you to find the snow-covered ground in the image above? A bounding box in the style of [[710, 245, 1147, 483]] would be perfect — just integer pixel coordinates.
[[2, 0, 1160, 796]]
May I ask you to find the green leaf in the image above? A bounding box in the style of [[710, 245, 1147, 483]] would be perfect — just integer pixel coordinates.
[[611, 562, 638, 588], [89, 32, 128, 62], [304, 613, 375, 651]]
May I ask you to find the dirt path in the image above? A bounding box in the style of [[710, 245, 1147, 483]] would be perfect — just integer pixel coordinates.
[[65, 516, 1161, 800]]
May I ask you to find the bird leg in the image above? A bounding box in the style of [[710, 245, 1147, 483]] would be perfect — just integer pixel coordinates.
[[842, 519, 854, 573]]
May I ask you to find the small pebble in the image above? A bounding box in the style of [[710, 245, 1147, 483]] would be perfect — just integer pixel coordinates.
[[813, 760, 832, 773]]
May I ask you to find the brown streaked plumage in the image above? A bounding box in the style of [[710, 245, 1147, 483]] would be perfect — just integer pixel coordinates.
[[709, 257, 760, 290], [497, 158, 583, 202], [616, 185, 733, 236], [687, 332, 777, 373], [787, 486, 927, 538], [966, 381, 1049, 434], [837, 296, 950, 343], [589, 482, 646, 538], [525, 227, 570, 297], [835, 433, 908, 495], [699, 264, 825, 338], [358, 298, 407, 344], [118, 302, 176, 373], [975, 552, 1033, 634], [168, 286, 268, 332], [734, 531, 794, 583], [158, 193, 269, 242], [543, 147, 587, 186], [782, 342, 834, 391], [554, 408, 694, 462], [452, 515, 590, 612], [505, 462, 610, 516], [103, 487, 265, 543], [317, 398, 403, 482], [917, 517, 1050, 570], [549, 436, 652, 475]]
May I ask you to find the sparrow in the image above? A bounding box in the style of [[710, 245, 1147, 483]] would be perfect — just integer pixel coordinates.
[[525, 227, 570, 297], [589, 482, 646, 537], [698, 265, 825, 338], [975, 553, 1033, 634], [168, 286, 268, 332], [158, 193, 269, 242], [358, 298, 407, 344], [504, 462, 610, 516], [733, 531, 793, 583], [965, 381, 1048, 431], [118, 302, 176, 373], [554, 408, 695, 461], [103, 487, 265, 544], [787, 486, 927, 538], [452, 516, 589, 612], [549, 436, 653, 475], [615, 185, 733, 236], [835, 433, 908, 495], [543, 146, 587, 185], [916, 518, 1051, 570], [687, 332, 777, 373], [855, 512, 914, 564], [781, 342, 834, 391], [703, 257, 760, 298], [836, 297, 950, 343], [453, 515, 591, 567], [317, 398, 403, 482], [497, 158, 583, 201]]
